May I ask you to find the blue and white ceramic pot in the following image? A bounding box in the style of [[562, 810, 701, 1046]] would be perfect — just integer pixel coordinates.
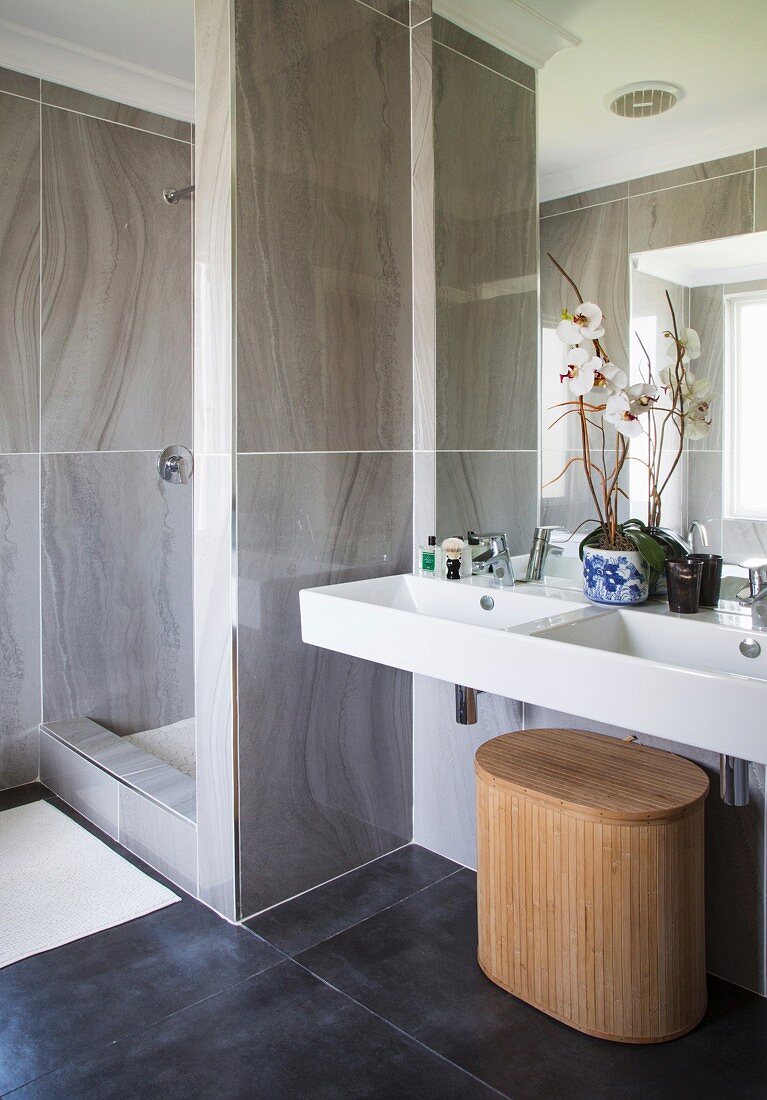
[[582, 546, 648, 606]]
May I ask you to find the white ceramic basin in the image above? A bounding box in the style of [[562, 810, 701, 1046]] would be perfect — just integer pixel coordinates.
[[299, 572, 767, 765]]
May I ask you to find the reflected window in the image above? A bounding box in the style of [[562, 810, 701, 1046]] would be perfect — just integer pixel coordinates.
[[726, 291, 767, 519]]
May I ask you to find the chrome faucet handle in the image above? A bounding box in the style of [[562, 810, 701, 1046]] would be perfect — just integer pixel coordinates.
[[736, 560, 767, 605], [470, 531, 509, 558], [158, 445, 193, 485]]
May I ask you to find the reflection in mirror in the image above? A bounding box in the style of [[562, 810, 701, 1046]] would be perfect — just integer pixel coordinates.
[[631, 230, 767, 589]]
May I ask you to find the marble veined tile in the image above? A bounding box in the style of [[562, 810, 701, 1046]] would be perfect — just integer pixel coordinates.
[[755, 168, 767, 233], [41, 452, 193, 738], [361, 0, 410, 24], [628, 153, 753, 197], [41, 107, 192, 452], [236, 451, 413, 914], [434, 42, 537, 450], [42, 83, 192, 142], [0, 67, 39, 99], [628, 172, 753, 252], [409, 0, 431, 24], [432, 16, 535, 90], [0, 93, 39, 453], [39, 732, 119, 839], [436, 451, 537, 555], [413, 674, 522, 868], [540, 182, 628, 219], [235, 0, 412, 452], [0, 456, 40, 788], [119, 786, 198, 895]]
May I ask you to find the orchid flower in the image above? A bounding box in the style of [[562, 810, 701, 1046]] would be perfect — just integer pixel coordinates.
[[626, 382, 659, 415], [561, 348, 601, 395], [603, 392, 644, 438], [684, 397, 713, 439], [663, 326, 701, 366], [556, 301, 605, 344], [596, 362, 628, 395]]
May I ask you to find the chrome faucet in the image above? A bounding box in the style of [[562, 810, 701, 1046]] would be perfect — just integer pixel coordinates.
[[469, 531, 515, 587], [687, 521, 709, 553], [525, 525, 563, 582], [736, 561, 767, 607]]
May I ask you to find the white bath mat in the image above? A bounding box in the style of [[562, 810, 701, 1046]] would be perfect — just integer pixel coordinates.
[[0, 800, 180, 969]]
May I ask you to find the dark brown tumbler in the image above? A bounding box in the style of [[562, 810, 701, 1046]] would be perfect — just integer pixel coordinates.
[[686, 553, 723, 608], [666, 557, 703, 614]]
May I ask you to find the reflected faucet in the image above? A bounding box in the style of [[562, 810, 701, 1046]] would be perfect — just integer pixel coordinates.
[[470, 532, 515, 587], [687, 521, 709, 553]]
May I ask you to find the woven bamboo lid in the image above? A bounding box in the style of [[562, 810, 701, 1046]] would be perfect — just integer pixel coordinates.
[[475, 728, 709, 823]]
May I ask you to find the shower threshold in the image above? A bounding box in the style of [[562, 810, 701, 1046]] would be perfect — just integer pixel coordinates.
[[39, 716, 196, 823]]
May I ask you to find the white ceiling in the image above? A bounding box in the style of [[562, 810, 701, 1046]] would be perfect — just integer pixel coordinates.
[[530, 0, 767, 200], [0, 0, 194, 118]]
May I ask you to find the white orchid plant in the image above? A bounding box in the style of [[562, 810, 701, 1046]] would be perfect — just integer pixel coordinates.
[[546, 254, 713, 572]]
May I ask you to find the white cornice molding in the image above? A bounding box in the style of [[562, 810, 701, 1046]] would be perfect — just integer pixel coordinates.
[[433, 0, 580, 70], [0, 18, 194, 122]]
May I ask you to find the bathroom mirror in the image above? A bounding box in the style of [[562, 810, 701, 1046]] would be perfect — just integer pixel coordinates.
[[631, 231, 767, 580], [432, 1, 767, 590]]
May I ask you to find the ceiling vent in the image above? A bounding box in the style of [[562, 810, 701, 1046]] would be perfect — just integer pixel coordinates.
[[607, 82, 682, 119]]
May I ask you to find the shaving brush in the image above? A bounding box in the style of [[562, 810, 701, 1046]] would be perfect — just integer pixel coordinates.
[[441, 537, 464, 580]]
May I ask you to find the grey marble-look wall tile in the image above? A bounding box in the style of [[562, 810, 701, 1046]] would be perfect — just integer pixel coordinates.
[[413, 674, 522, 868], [358, 0, 410, 24], [755, 168, 767, 233], [689, 284, 724, 450], [41, 84, 192, 142], [119, 786, 198, 895], [237, 452, 413, 915], [540, 181, 628, 219], [235, 0, 412, 453], [409, 0, 431, 24], [434, 42, 537, 450], [522, 703, 766, 995], [0, 456, 40, 788], [723, 517, 767, 561], [756, 149, 767, 170], [41, 107, 192, 452], [39, 731, 119, 839], [432, 15, 535, 90], [0, 93, 39, 453], [436, 451, 537, 554], [686, 451, 723, 554], [541, 449, 626, 534], [628, 152, 754, 197], [412, 19, 436, 452], [0, 68, 39, 99], [628, 172, 754, 252], [41, 452, 194, 737]]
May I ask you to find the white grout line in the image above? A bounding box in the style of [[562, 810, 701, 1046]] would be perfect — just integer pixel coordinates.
[[41, 100, 192, 145], [352, 0, 410, 29], [432, 39, 534, 94]]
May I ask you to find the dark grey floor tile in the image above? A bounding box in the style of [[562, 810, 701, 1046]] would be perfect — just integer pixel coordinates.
[[298, 870, 767, 1100], [0, 881, 280, 1094], [12, 961, 497, 1100], [245, 844, 459, 955], [0, 782, 49, 812]]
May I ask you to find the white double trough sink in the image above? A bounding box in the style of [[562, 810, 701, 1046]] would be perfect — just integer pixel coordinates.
[[300, 573, 767, 765]]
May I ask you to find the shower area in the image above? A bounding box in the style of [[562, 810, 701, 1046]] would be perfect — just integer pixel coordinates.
[[0, 73, 198, 890]]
